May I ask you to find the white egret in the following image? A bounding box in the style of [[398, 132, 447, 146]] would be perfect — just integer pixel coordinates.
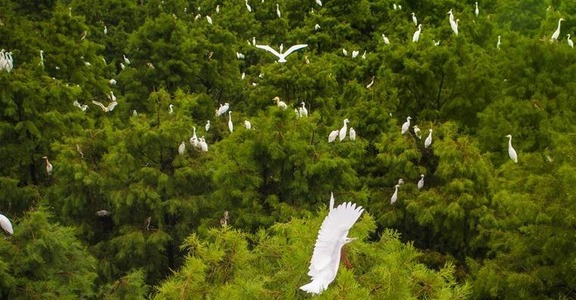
[[92, 100, 118, 112], [450, 18, 459, 35], [206, 15, 213, 25], [273, 96, 288, 109], [228, 111, 234, 133], [391, 184, 399, 204], [339, 119, 349, 141], [300, 200, 364, 295], [568, 34, 574, 48], [42, 156, 53, 176], [104, 25, 108, 35], [120, 62, 125, 70], [190, 126, 199, 148], [299, 102, 308, 117], [244, 120, 252, 129], [169, 104, 174, 114], [361, 51, 367, 59], [73, 100, 88, 111], [398, 178, 405, 185], [505, 134, 518, 163], [352, 50, 359, 58], [401, 116, 411, 134], [475, 2, 479, 17], [434, 40, 441, 46], [39, 50, 44, 67], [366, 76, 375, 88], [349, 127, 356, 141], [424, 129, 433, 148], [0, 213, 13, 235], [199, 137, 209, 152], [412, 24, 422, 43], [551, 18, 564, 41], [108, 91, 116, 102], [96, 210, 110, 217], [382, 34, 390, 45], [447, 9, 454, 22], [205, 120, 211, 132], [411, 12, 418, 26], [123, 54, 131, 65], [342, 48, 348, 56], [314, 24, 321, 31], [276, 3, 281, 18], [328, 130, 339, 143], [178, 141, 186, 155], [315, 0, 322, 6], [133, 110, 138, 116], [393, 3, 397, 10], [255, 44, 308, 63], [497, 35, 501, 49], [417, 174, 425, 190], [241, 72, 246, 80], [216, 5, 220, 13], [236, 52, 245, 59], [245, 0, 252, 12], [216, 103, 230, 116], [109, 79, 117, 85], [413, 125, 422, 139]]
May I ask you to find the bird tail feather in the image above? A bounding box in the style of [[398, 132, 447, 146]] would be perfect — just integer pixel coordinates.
[[299, 281, 325, 294]]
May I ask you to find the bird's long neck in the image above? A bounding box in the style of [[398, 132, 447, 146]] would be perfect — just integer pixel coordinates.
[[508, 136, 512, 147]]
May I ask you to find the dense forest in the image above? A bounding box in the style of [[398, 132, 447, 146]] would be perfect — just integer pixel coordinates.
[[0, 0, 575, 298]]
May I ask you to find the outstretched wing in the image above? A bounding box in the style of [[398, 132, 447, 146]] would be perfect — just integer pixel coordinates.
[[282, 44, 308, 56], [255, 44, 282, 58], [91, 100, 107, 111]]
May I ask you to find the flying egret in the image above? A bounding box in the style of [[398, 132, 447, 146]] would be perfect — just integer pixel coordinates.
[[475, 2, 479, 17], [276, 4, 281, 18], [412, 24, 422, 43], [349, 127, 356, 141], [299, 102, 308, 117], [568, 34, 574, 48], [300, 200, 364, 295], [205, 120, 211, 132], [551, 18, 564, 41], [228, 111, 234, 133], [273, 96, 288, 109], [339, 119, 349, 141], [199, 137, 209, 152], [382, 34, 390, 45], [0, 213, 13, 235], [73, 100, 88, 111], [413, 125, 422, 139], [401, 117, 411, 134], [417, 174, 425, 190], [424, 129, 433, 148], [497, 35, 501, 49], [506, 134, 518, 163], [255, 44, 308, 63], [244, 120, 252, 129], [450, 19, 459, 35], [92, 100, 118, 112], [178, 141, 186, 155], [42, 156, 53, 176], [411, 12, 418, 26], [245, 0, 252, 12], [328, 130, 339, 143], [391, 184, 399, 204]]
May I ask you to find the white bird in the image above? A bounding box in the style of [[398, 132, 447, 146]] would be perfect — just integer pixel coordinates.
[[299, 102, 308, 117], [120, 62, 125, 70], [133, 110, 138, 116], [328, 130, 339, 143], [216, 103, 230, 116], [169, 104, 174, 114], [474, 2, 479, 17], [506, 134, 518, 163], [0, 213, 13, 235], [401, 117, 411, 134], [393, 3, 397, 10], [276, 4, 281, 18], [109, 79, 117, 85], [92, 100, 118, 112], [108, 91, 116, 102], [315, 0, 322, 6], [199, 137, 209, 152], [412, 24, 422, 43], [398, 178, 405, 185], [228, 111, 234, 133], [417, 174, 425, 190], [39, 50, 44, 67], [568, 34, 574, 48], [497, 35, 501, 49], [206, 15, 213, 25], [123, 54, 131, 65], [273, 96, 288, 109], [315, 24, 321, 31], [42, 156, 53, 176], [244, 120, 252, 129], [411, 12, 418, 26], [104, 25, 108, 35], [349, 127, 356, 141], [366, 76, 375, 88], [300, 201, 364, 295], [450, 19, 459, 35], [73, 100, 88, 111], [413, 125, 422, 139], [382, 34, 390, 45], [205, 120, 211, 132], [339, 119, 349, 141], [424, 129, 433, 148], [551, 18, 564, 41], [352, 50, 359, 58], [434, 40, 441, 46], [391, 184, 399, 204], [236, 52, 245, 59], [245, 0, 252, 12], [216, 5, 220, 13], [342, 48, 348, 56], [190, 126, 199, 148], [255, 44, 308, 63], [178, 141, 186, 155], [361, 51, 367, 59], [447, 9, 454, 22]]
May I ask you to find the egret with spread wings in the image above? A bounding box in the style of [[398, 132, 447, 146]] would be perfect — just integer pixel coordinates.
[[255, 44, 308, 63]]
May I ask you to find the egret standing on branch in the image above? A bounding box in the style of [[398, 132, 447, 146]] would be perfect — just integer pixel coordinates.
[[42, 156, 53, 176], [475, 2, 479, 17], [411, 12, 418, 26], [339, 119, 349, 141], [417, 174, 425, 190], [506, 134, 518, 163], [412, 24, 422, 43], [328, 130, 339, 143], [424, 129, 433, 148], [568, 34, 574, 48], [273, 96, 288, 109], [391, 184, 399, 204], [228, 111, 234, 133], [401, 116, 411, 134], [300, 198, 364, 295], [0, 213, 13, 235], [551, 18, 564, 41], [255, 44, 308, 63]]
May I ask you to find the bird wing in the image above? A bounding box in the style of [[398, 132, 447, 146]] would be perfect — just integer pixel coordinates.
[[282, 44, 308, 56], [107, 101, 118, 111], [255, 45, 282, 58], [92, 100, 107, 111], [0, 214, 13, 235]]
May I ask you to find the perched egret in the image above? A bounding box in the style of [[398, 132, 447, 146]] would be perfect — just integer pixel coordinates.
[[342, 48, 348, 56], [315, 0, 322, 6], [497, 35, 501, 49], [568, 34, 574, 48], [39, 50, 44, 67], [228, 111, 234, 133], [169, 104, 174, 114], [412, 24, 422, 43], [273, 96, 288, 109], [401, 116, 411, 134], [551, 18, 564, 41], [92, 100, 118, 112], [411, 12, 418, 26], [349, 127, 356, 141], [447, 9, 454, 22], [276, 4, 281, 18], [328, 130, 339, 143], [199, 137, 208, 152], [475, 2, 479, 17], [190, 127, 199, 148], [424, 129, 433, 148], [123, 54, 131, 65], [351, 50, 359, 58], [205, 120, 211, 132], [314, 24, 321, 31], [300, 200, 364, 295], [413, 125, 422, 139], [216, 103, 230, 116], [245, 0, 252, 12], [216, 5, 220, 13], [236, 52, 245, 59], [255, 44, 308, 63], [73, 100, 88, 111], [104, 25, 108, 35], [299, 102, 308, 117], [391, 184, 399, 204], [96, 210, 110, 217], [0, 213, 13, 235], [506, 134, 518, 163], [244, 120, 252, 129], [450, 19, 459, 35], [382, 34, 390, 45], [42, 156, 53, 175], [206, 15, 213, 25], [108, 91, 116, 102], [178, 142, 186, 155], [398, 178, 405, 185], [339, 119, 349, 141], [109, 79, 117, 85], [417, 174, 425, 190], [366, 76, 375, 88]]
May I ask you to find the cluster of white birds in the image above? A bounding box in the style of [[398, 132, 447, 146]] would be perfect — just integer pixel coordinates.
[[180, 125, 210, 154], [0, 49, 14, 72], [73, 100, 88, 111], [401, 117, 433, 148], [92, 91, 118, 112], [390, 174, 426, 204], [341, 48, 367, 59], [295, 102, 308, 118], [547, 17, 575, 48], [328, 119, 356, 142]]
